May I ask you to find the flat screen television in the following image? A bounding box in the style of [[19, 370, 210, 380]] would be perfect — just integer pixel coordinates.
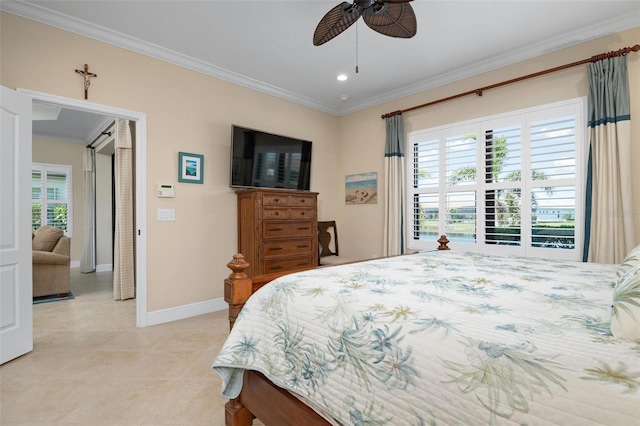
[[230, 125, 312, 190]]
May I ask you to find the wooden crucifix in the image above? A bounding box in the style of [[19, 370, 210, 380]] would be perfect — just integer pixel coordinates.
[[75, 64, 97, 99]]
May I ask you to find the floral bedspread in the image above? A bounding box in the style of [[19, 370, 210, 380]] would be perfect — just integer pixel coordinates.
[[213, 251, 640, 425]]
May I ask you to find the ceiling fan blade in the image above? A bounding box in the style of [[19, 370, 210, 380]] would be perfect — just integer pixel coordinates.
[[362, 2, 417, 39], [313, 2, 362, 46]]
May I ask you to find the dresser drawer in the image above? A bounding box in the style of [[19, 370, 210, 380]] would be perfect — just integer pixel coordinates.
[[290, 208, 315, 220], [263, 239, 314, 257], [262, 194, 290, 206], [263, 208, 314, 220], [289, 195, 316, 207], [263, 221, 315, 238], [263, 255, 316, 274], [263, 208, 290, 219], [262, 193, 316, 207]]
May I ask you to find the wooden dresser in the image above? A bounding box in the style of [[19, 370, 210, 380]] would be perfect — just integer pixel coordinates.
[[236, 188, 318, 277]]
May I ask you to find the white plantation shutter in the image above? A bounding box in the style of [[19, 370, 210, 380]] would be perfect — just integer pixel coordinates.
[[411, 138, 440, 241], [527, 112, 580, 257], [445, 133, 476, 186], [31, 163, 73, 235], [484, 125, 523, 247], [444, 133, 477, 244], [407, 98, 584, 260], [446, 191, 476, 243], [530, 115, 576, 181]]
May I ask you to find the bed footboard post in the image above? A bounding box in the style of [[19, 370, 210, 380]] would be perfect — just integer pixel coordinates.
[[437, 234, 450, 250], [224, 253, 252, 331], [225, 398, 253, 426]]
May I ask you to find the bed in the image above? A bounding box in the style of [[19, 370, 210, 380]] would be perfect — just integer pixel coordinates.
[[213, 241, 640, 426]]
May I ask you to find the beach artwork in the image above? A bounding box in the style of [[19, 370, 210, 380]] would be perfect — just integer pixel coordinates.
[[345, 172, 378, 204], [178, 152, 204, 184]]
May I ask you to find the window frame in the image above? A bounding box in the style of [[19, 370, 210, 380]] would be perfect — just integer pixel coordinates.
[[406, 98, 586, 261], [32, 162, 73, 237]]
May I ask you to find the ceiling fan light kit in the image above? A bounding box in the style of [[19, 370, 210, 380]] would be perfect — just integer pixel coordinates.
[[313, 0, 417, 46]]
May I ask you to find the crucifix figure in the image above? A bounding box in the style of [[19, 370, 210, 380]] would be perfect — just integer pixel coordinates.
[[75, 64, 97, 99]]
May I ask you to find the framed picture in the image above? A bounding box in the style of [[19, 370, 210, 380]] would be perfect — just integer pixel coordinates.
[[345, 172, 378, 204], [178, 152, 204, 184]]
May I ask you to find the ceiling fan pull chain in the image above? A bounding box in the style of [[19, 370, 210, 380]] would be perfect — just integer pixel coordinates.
[[355, 20, 359, 73]]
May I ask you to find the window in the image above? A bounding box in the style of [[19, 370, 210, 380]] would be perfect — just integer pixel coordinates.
[[407, 98, 585, 260], [32, 163, 73, 236]]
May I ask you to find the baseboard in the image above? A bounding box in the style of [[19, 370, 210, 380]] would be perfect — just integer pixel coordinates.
[[145, 297, 227, 326], [96, 264, 112, 272], [69, 262, 112, 272]]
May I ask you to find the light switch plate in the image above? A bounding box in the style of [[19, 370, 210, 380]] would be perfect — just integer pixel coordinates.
[[157, 208, 175, 221]]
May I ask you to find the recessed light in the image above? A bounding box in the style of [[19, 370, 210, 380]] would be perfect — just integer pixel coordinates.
[[337, 74, 348, 81], [339, 95, 349, 101]]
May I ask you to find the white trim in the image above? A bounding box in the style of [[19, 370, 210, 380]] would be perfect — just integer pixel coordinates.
[[2, 1, 637, 116], [70, 262, 111, 272], [96, 263, 112, 273], [146, 298, 227, 327], [18, 89, 149, 328], [0, 1, 333, 115], [407, 97, 586, 261]]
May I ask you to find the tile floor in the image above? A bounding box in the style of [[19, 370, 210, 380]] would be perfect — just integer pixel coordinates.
[[0, 269, 239, 425]]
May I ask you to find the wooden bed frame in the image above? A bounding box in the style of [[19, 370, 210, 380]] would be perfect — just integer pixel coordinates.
[[222, 236, 451, 426]]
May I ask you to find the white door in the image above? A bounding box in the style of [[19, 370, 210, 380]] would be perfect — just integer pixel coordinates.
[[0, 86, 33, 364]]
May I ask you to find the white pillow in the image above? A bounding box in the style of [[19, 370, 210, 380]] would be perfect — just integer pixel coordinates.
[[611, 265, 640, 340], [615, 243, 640, 283]]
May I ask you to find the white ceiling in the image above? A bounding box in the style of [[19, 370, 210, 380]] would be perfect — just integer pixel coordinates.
[[31, 103, 114, 144], [4, 0, 639, 142]]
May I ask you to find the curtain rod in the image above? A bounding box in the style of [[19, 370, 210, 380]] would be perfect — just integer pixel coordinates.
[[86, 121, 115, 148], [381, 44, 640, 119]]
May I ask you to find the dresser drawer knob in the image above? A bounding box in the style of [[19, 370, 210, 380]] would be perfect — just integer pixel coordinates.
[[297, 227, 309, 230], [270, 247, 283, 251], [297, 245, 309, 248], [269, 227, 284, 231]]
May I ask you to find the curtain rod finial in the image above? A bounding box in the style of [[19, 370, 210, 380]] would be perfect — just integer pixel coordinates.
[[381, 110, 403, 119]]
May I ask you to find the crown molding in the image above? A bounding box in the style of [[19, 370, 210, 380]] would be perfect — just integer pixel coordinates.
[[1, 1, 337, 115], [3, 1, 638, 117]]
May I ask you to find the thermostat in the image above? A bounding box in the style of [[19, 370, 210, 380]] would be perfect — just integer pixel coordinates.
[[158, 184, 175, 198]]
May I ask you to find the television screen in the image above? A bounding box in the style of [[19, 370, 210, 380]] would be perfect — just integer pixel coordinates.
[[230, 125, 312, 190]]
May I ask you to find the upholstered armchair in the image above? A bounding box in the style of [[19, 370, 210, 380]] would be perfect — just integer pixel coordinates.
[[32, 225, 71, 297]]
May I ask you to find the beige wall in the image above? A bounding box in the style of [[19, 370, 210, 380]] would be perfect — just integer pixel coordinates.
[[32, 138, 84, 261], [1, 12, 340, 312], [337, 27, 640, 260], [32, 138, 114, 270], [3, 11, 638, 316]]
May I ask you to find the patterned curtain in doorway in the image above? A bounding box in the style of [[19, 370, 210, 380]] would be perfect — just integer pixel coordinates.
[[113, 118, 135, 300], [80, 147, 96, 273], [584, 55, 634, 263], [383, 114, 406, 256]]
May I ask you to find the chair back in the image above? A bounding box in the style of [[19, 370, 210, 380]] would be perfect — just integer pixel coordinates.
[[318, 221, 339, 258]]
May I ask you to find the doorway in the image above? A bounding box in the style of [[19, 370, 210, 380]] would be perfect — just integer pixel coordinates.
[[22, 89, 148, 327]]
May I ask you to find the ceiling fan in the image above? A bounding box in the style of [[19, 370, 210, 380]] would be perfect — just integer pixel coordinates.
[[313, 0, 417, 46]]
